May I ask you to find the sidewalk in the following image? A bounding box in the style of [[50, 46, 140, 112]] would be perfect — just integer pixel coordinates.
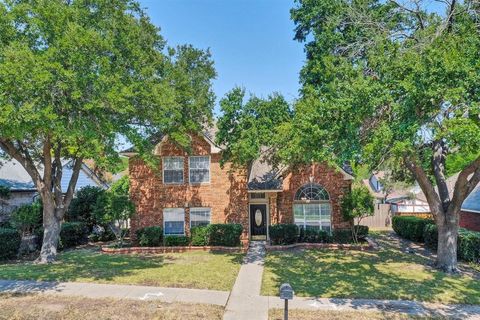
[[0, 279, 229, 306], [223, 241, 268, 320]]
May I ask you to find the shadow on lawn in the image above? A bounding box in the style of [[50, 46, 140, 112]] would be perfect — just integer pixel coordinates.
[[263, 245, 480, 305]]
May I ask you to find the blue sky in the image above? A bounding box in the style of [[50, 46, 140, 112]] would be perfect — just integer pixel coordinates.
[[137, 0, 304, 114]]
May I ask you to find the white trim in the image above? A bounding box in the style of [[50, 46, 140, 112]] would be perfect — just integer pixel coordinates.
[[248, 189, 282, 193], [162, 156, 184, 185], [189, 207, 212, 228], [462, 208, 480, 214], [163, 208, 186, 236], [188, 155, 211, 185]]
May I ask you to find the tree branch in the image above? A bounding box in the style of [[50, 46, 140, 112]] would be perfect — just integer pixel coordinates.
[[0, 138, 44, 192], [431, 140, 450, 210], [450, 155, 480, 215], [43, 135, 53, 191]]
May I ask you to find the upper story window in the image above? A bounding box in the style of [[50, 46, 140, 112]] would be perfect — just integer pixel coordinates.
[[163, 157, 184, 184], [189, 156, 210, 184]]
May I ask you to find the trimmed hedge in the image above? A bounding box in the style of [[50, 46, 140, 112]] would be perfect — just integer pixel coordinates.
[[0, 228, 21, 260], [208, 224, 243, 247], [59, 222, 88, 249], [269, 224, 299, 245], [392, 216, 434, 242], [458, 229, 480, 263], [423, 223, 438, 250], [136, 226, 163, 247], [332, 229, 353, 244], [355, 225, 369, 240], [164, 235, 190, 247], [299, 227, 332, 243], [190, 226, 209, 246]]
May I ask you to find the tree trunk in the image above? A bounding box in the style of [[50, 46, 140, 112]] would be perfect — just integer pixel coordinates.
[[436, 214, 459, 273], [38, 200, 64, 264]]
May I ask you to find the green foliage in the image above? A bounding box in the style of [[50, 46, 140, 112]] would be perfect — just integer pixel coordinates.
[[446, 152, 480, 177], [59, 222, 88, 249], [341, 186, 374, 221], [392, 216, 434, 242], [268, 224, 299, 245], [457, 229, 480, 263], [424, 224, 438, 250], [354, 225, 369, 240], [164, 235, 190, 247], [136, 226, 163, 247], [0, 186, 10, 199], [216, 87, 291, 166], [190, 226, 210, 246], [0, 228, 21, 260], [332, 229, 353, 244], [207, 224, 243, 247], [10, 201, 43, 235], [66, 186, 106, 231], [109, 176, 130, 196], [299, 227, 332, 243]]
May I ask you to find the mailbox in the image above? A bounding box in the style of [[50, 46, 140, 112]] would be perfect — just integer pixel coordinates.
[[280, 283, 294, 300]]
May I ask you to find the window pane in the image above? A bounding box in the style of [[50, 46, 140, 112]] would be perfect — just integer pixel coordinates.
[[164, 208, 185, 235], [293, 204, 304, 227], [190, 156, 210, 183], [163, 157, 184, 184], [190, 208, 211, 228]]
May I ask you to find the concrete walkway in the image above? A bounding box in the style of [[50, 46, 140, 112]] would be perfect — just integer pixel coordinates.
[[223, 241, 268, 320], [0, 279, 229, 306]]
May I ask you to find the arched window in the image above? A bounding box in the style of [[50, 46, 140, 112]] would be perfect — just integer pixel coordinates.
[[293, 183, 332, 232], [294, 183, 329, 201]]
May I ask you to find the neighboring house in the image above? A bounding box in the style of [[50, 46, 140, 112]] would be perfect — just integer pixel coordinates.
[[0, 158, 108, 217], [417, 173, 480, 232], [129, 131, 354, 241]]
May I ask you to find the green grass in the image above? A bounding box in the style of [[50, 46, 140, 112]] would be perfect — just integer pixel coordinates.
[[0, 249, 243, 291], [262, 234, 480, 304]]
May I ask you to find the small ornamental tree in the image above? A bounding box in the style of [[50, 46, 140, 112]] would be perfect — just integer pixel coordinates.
[[94, 192, 134, 248], [341, 186, 374, 243], [0, 0, 215, 262]]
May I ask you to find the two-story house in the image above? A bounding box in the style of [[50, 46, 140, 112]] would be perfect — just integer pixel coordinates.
[[129, 130, 354, 241]]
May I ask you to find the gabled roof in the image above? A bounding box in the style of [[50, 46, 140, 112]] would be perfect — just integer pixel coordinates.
[[0, 159, 108, 192]]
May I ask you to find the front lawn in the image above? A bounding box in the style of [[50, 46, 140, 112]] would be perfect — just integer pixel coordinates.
[[0, 293, 223, 320], [262, 234, 480, 304], [0, 249, 243, 291]]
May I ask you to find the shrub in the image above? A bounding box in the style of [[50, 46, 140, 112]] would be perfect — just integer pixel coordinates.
[[0, 228, 21, 260], [298, 227, 332, 243], [458, 229, 480, 263], [59, 222, 88, 249], [269, 224, 299, 245], [392, 216, 434, 242], [423, 223, 438, 250], [190, 226, 210, 246], [164, 235, 190, 246], [136, 226, 163, 247], [355, 225, 369, 240], [208, 224, 243, 247], [332, 229, 353, 244], [10, 201, 43, 235], [66, 186, 105, 231]]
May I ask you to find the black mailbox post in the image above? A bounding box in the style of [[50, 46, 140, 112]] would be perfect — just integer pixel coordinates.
[[280, 283, 294, 320]]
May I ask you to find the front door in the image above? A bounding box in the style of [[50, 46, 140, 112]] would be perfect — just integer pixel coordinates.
[[250, 204, 267, 237]]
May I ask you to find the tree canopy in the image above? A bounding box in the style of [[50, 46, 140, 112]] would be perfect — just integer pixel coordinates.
[[287, 0, 480, 271], [0, 0, 216, 262]]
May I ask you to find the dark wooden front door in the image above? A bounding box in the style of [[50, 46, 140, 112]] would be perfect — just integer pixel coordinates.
[[250, 204, 267, 237]]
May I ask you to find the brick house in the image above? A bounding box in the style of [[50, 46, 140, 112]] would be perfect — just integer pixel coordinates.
[[129, 131, 354, 241]]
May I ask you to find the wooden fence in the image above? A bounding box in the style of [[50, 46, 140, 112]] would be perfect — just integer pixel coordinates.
[[356, 203, 392, 229]]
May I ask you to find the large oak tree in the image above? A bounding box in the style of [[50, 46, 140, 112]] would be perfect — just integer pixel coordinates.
[[0, 0, 215, 263], [286, 0, 480, 272]]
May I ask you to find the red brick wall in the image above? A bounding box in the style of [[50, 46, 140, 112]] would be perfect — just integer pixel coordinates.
[[130, 134, 249, 239], [460, 210, 480, 232], [273, 163, 352, 229]]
